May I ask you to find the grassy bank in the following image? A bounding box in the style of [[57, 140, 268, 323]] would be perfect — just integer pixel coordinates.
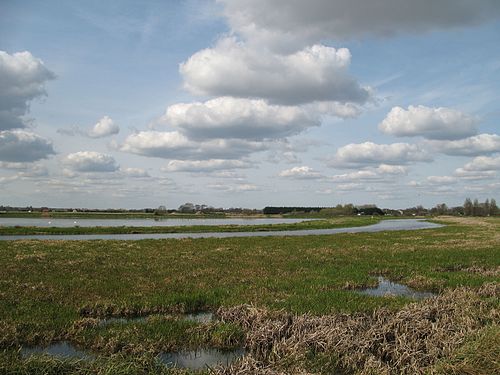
[[0, 217, 498, 374], [0, 216, 380, 235]]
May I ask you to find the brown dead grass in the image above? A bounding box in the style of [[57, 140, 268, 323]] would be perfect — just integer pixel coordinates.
[[213, 283, 499, 375]]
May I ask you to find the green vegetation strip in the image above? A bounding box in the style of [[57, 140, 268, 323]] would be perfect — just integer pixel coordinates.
[[0, 217, 498, 374], [0, 216, 380, 235]]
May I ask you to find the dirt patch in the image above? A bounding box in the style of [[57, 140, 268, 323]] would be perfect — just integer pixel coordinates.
[[214, 283, 499, 374]]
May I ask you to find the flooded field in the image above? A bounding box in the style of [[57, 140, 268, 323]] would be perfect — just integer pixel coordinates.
[[0, 217, 314, 228], [0, 219, 442, 240]]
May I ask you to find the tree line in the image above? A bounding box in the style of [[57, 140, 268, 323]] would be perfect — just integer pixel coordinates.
[[463, 198, 498, 216]]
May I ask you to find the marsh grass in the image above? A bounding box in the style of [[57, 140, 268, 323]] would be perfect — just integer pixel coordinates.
[[0, 217, 498, 373]]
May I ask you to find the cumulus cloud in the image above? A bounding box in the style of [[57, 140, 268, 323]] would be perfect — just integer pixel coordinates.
[[162, 159, 252, 173], [462, 155, 500, 171], [0, 51, 55, 130], [379, 105, 478, 140], [120, 130, 268, 160], [219, 0, 500, 49], [159, 97, 319, 140], [330, 164, 407, 182], [0, 130, 56, 162], [278, 166, 324, 179], [180, 39, 370, 106], [427, 133, 500, 156], [87, 116, 119, 138], [63, 151, 119, 172], [58, 116, 119, 138], [327, 142, 431, 168], [308, 101, 363, 118]]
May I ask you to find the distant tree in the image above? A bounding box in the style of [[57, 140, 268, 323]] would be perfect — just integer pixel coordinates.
[[472, 199, 480, 216], [489, 198, 498, 216], [415, 205, 426, 216], [432, 203, 448, 216], [464, 198, 473, 216]]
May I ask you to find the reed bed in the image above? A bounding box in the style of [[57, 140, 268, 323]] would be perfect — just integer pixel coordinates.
[[215, 283, 499, 374]]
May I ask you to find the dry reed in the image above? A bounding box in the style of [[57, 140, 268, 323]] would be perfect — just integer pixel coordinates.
[[213, 283, 499, 374]]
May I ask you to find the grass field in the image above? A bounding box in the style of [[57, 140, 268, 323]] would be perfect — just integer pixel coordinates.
[[0, 216, 498, 374]]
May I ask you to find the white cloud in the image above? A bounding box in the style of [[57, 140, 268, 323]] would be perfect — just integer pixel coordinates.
[[453, 168, 496, 180], [180, 38, 370, 106], [427, 133, 500, 156], [278, 166, 324, 179], [327, 142, 431, 168], [159, 97, 319, 140], [63, 151, 119, 172], [88, 116, 119, 138], [120, 130, 268, 160], [330, 164, 407, 182], [0, 130, 56, 162], [308, 101, 362, 118], [208, 182, 260, 192], [162, 159, 252, 173], [375, 164, 408, 175], [336, 182, 363, 191], [462, 155, 500, 171], [219, 0, 500, 49], [379, 105, 478, 140], [58, 116, 120, 138], [120, 167, 149, 177], [426, 176, 457, 185], [0, 51, 55, 130]]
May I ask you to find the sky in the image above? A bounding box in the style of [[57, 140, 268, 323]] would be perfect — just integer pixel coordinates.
[[1, 0, 499, 210]]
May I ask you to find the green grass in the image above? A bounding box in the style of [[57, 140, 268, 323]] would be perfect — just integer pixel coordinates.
[[0, 216, 498, 373], [0, 216, 380, 235]]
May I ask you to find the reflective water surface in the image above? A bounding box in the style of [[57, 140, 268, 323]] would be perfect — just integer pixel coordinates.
[[21, 342, 92, 360], [358, 276, 436, 299], [0, 217, 312, 228], [159, 348, 245, 369], [0, 219, 443, 241]]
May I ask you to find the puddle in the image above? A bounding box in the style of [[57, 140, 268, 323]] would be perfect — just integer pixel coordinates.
[[159, 348, 245, 369], [21, 341, 93, 360], [184, 312, 214, 323], [358, 277, 435, 299]]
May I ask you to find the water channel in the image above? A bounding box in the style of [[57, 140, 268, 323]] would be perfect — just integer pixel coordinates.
[[0, 219, 443, 240]]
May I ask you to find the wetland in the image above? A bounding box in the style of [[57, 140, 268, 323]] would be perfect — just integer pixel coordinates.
[[0, 216, 498, 374]]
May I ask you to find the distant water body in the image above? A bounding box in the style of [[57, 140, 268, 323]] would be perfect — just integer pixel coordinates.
[[0, 219, 442, 241], [0, 217, 313, 228]]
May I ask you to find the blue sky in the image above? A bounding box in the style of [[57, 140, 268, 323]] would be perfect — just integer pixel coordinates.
[[1, 0, 499, 209]]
